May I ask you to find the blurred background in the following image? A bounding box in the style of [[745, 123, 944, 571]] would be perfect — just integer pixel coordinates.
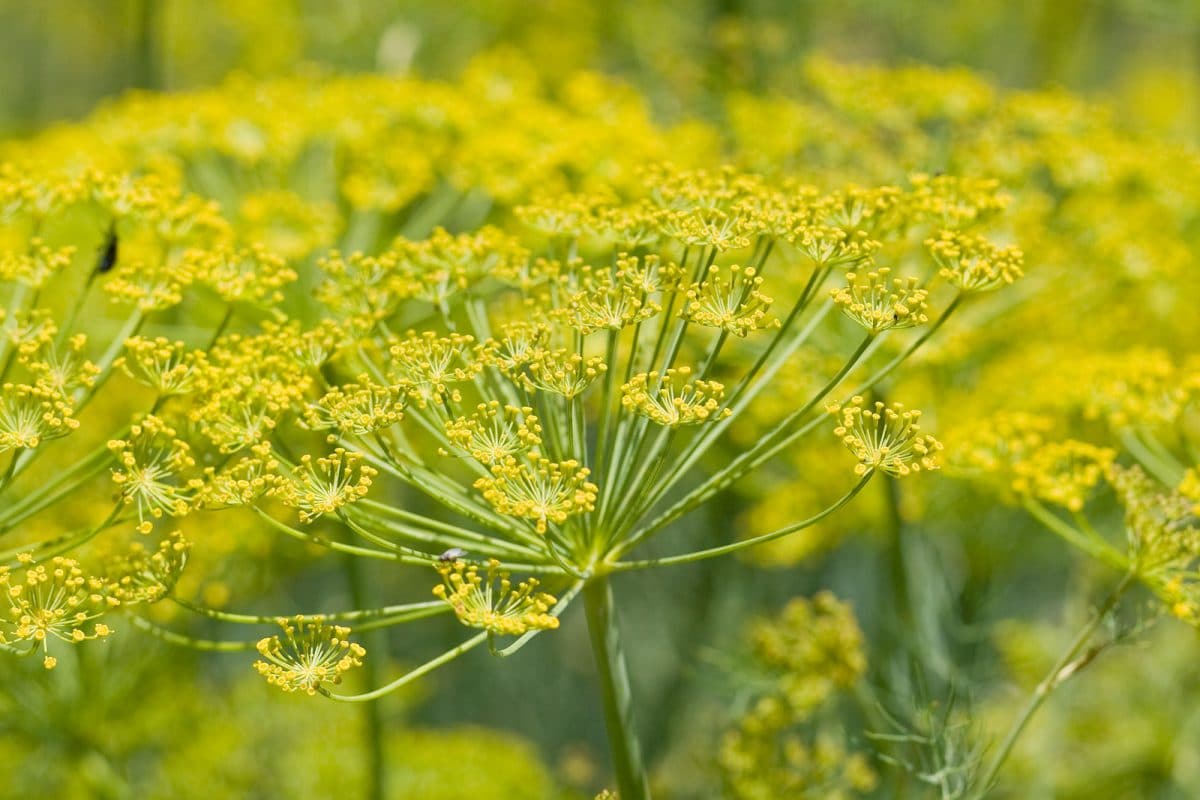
[[2, 0, 1198, 136], [4, 2, 1200, 799]]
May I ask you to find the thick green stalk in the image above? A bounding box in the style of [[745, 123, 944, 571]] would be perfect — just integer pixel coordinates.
[[583, 577, 650, 800], [345, 555, 385, 800], [132, 0, 160, 89]]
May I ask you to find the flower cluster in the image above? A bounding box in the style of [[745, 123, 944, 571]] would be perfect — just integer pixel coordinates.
[[303, 380, 406, 442], [0, 53, 1045, 799], [926, 230, 1024, 293], [720, 592, 875, 800], [273, 449, 377, 524], [443, 402, 542, 466], [0, 555, 117, 669], [108, 415, 197, 533], [1108, 465, 1200, 623], [254, 617, 366, 695], [0, 382, 79, 453], [432, 558, 559, 636], [621, 367, 731, 427], [103, 531, 191, 605], [118, 336, 207, 396], [474, 457, 598, 534], [830, 397, 942, 477], [1010, 440, 1115, 512], [682, 264, 777, 337], [831, 268, 929, 334]]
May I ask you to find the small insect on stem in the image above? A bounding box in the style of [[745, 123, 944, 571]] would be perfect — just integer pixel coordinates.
[[95, 224, 118, 275], [438, 547, 468, 562]]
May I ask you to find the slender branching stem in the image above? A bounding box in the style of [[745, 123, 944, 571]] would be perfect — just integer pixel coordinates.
[[127, 615, 257, 651], [171, 596, 448, 625], [611, 472, 873, 569], [974, 571, 1136, 797], [488, 579, 585, 657], [322, 632, 488, 703], [1021, 497, 1127, 571], [626, 332, 876, 549]]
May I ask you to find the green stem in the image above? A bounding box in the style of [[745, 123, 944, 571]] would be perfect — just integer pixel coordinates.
[[132, 0, 160, 89], [74, 309, 146, 409], [625, 332, 876, 550], [583, 576, 650, 800], [7, 504, 125, 563], [208, 304, 235, 347], [611, 472, 873, 570], [323, 632, 488, 703], [1021, 498, 1127, 571], [344, 555, 385, 800], [635, 296, 963, 542], [356, 445, 536, 543], [974, 571, 1135, 797], [170, 596, 446, 625], [0, 434, 117, 533], [127, 615, 257, 651], [843, 294, 963, 399], [488, 579, 585, 657], [351, 502, 539, 559], [1119, 428, 1185, 487], [639, 300, 835, 518]]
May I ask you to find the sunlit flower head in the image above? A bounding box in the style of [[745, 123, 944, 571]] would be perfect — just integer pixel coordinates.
[[104, 531, 191, 605], [118, 336, 206, 396], [519, 350, 607, 399], [303, 379, 406, 442], [0, 383, 79, 454], [682, 264, 778, 337], [254, 616, 365, 695], [831, 268, 929, 334], [388, 331, 480, 407], [0, 555, 117, 669], [24, 334, 100, 396], [108, 415, 196, 533], [787, 224, 879, 270], [475, 456, 598, 534], [433, 558, 559, 636], [830, 396, 942, 477], [273, 449, 377, 524], [194, 441, 280, 509], [444, 401, 542, 466], [926, 230, 1023, 293], [188, 242, 298, 307], [621, 366, 731, 427], [1011, 440, 1114, 512]]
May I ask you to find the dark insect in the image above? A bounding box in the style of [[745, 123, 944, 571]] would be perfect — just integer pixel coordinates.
[[95, 225, 118, 274], [438, 547, 467, 562]]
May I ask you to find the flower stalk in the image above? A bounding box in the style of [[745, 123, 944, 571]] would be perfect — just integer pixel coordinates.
[[584, 575, 651, 800], [974, 571, 1136, 797]]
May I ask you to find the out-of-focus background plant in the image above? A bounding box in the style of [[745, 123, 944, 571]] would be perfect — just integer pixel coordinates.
[[3, 2, 1200, 798]]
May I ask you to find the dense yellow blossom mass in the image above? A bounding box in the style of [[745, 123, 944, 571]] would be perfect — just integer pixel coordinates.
[[3, 38, 1198, 799]]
